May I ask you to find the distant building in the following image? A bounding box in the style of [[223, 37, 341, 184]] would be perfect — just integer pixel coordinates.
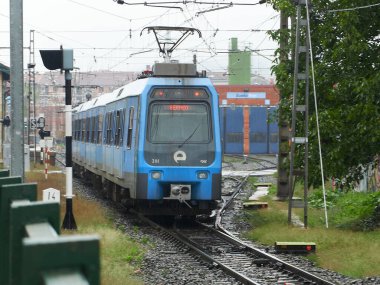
[[216, 85, 279, 106], [0, 63, 10, 162], [27, 69, 278, 146], [29, 70, 139, 142]]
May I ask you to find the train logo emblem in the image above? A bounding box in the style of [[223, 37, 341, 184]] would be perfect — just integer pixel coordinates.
[[174, 150, 187, 163]]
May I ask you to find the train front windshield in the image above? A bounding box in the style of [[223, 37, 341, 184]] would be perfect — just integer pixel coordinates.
[[148, 103, 211, 144]]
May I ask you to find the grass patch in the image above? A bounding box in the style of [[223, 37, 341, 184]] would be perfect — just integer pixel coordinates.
[[243, 193, 380, 278], [25, 165, 144, 285]]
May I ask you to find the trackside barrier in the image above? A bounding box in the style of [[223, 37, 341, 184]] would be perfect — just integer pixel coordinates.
[[0, 172, 100, 285]]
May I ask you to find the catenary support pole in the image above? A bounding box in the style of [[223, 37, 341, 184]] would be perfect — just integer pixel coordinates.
[[9, 0, 24, 177], [62, 70, 77, 230], [276, 8, 289, 199]]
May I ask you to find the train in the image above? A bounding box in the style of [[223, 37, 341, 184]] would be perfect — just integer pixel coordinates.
[[72, 62, 222, 216]]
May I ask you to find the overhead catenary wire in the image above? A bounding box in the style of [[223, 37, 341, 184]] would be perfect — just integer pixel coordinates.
[[327, 2, 380, 13], [0, 1, 277, 73], [115, 1, 267, 6]]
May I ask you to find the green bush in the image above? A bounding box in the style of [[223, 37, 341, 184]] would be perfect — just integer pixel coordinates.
[[308, 188, 341, 209], [330, 191, 380, 231]]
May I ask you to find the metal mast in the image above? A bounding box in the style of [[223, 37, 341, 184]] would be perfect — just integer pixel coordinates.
[[28, 30, 36, 146], [9, 0, 24, 177], [287, 0, 311, 228]]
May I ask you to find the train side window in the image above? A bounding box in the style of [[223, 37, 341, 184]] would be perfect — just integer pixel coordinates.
[[72, 120, 75, 140], [127, 107, 134, 149], [91, 116, 96, 143], [75, 119, 78, 141], [72, 119, 76, 140], [77, 119, 80, 141], [115, 110, 121, 146], [106, 112, 113, 145], [98, 114, 103, 144], [119, 108, 126, 146], [81, 119, 86, 142], [86, 117, 90, 142]]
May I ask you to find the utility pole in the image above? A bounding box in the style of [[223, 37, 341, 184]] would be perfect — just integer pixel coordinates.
[[9, 0, 24, 177], [276, 8, 290, 200], [28, 30, 37, 163], [287, 0, 311, 228]]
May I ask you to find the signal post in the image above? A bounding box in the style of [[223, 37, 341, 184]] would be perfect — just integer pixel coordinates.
[[40, 48, 77, 230]]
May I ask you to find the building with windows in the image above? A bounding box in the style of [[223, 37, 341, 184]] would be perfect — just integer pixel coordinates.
[[0, 63, 10, 162]]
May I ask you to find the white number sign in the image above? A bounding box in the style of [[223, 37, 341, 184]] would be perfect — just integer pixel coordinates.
[[43, 188, 60, 203]]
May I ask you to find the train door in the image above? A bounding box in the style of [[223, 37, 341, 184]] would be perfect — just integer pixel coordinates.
[[123, 96, 139, 195], [224, 106, 244, 154], [113, 106, 125, 178], [95, 109, 104, 170], [90, 111, 97, 168], [249, 106, 267, 154], [79, 115, 86, 162], [85, 113, 93, 166], [72, 114, 79, 161], [104, 110, 114, 175]]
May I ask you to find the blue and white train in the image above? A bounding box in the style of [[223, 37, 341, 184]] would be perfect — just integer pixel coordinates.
[[72, 62, 222, 215]]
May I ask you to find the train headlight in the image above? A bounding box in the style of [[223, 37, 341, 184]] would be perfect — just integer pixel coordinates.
[[151, 171, 162, 180], [197, 171, 208, 179], [171, 186, 180, 196]]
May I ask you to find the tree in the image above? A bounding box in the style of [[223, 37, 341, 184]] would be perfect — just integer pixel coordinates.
[[268, 0, 380, 188]]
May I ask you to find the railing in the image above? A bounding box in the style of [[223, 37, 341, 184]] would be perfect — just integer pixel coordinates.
[[0, 169, 100, 285]]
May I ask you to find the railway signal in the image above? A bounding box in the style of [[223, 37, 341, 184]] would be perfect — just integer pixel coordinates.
[[0, 116, 11, 127], [30, 118, 36, 129], [40, 47, 77, 230]]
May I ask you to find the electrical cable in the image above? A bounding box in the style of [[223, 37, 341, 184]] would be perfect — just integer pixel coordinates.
[[116, 1, 266, 6], [305, 0, 329, 229], [327, 2, 380, 13]]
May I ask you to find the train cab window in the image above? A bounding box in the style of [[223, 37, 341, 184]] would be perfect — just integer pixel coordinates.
[[127, 107, 134, 149], [148, 103, 211, 143], [98, 114, 103, 144]]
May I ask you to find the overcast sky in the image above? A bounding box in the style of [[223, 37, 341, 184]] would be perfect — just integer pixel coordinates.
[[0, 0, 279, 77]]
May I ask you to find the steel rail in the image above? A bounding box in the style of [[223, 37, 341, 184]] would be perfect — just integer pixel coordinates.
[[133, 210, 261, 285], [214, 176, 247, 226], [209, 223, 336, 285], [214, 176, 336, 285]]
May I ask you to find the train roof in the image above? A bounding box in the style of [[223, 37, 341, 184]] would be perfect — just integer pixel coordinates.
[[73, 69, 214, 114], [74, 78, 148, 112]]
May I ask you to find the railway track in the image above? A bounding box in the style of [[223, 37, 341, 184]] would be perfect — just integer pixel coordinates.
[[73, 168, 367, 284], [133, 176, 336, 285], [136, 212, 335, 285]]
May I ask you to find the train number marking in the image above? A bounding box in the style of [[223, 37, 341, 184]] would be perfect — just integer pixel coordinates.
[[151, 158, 160, 164], [200, 160, 208, 164]]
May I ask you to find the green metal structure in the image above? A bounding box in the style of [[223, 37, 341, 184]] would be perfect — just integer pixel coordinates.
[[0, 171, 100, 285], [228, 38, 251, 85]]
